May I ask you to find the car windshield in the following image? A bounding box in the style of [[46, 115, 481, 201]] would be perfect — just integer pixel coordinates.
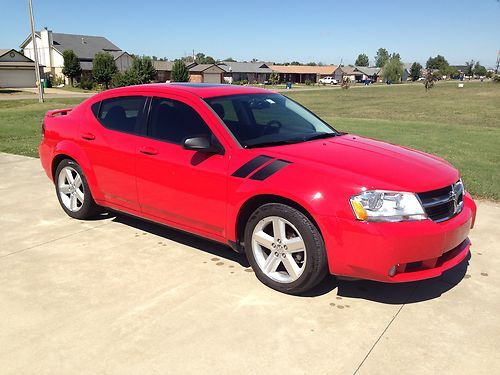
[[205, 93, 339, 148]]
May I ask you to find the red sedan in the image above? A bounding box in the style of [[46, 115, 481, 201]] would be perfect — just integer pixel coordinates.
[[40, 83, 477, 294]]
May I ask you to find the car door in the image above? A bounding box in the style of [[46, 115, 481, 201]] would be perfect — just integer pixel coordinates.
[[82, 95, 147, 212], [135, 95, 229, 239]]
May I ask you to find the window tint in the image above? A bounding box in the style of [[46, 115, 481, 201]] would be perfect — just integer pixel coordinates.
[[97, 96, 146, 133], [148, 97, 212, 144]]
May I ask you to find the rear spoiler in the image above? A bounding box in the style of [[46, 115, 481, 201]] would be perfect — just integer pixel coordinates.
[[45, 108, 74, 117]]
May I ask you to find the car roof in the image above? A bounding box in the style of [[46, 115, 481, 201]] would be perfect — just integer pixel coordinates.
[[101, 83, 272, 99]]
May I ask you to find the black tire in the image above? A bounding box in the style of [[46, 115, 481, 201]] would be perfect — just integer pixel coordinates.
[[244, 203, 328, 295], [54, 159, 98, 220]]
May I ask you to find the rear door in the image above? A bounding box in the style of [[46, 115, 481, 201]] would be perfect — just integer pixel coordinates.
[[82, 95, 147, 211], [135, 95, 229, 239]]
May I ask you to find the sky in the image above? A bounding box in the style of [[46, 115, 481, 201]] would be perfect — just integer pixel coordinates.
[[1, 0, 499, 67]]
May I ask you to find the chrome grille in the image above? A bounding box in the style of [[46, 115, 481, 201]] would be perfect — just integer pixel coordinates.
[[417, 180, 464, 222]]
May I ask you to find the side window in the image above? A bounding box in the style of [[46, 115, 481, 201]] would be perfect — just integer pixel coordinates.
[[148, 97, 213, 144], [96, 96, 146, 133]]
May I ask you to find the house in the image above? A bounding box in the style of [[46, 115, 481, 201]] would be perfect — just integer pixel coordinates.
[[0, 49, 44, 88], [153, 60, 196, 82], [333, 66, 359, 82], [270, 65, 337, 83], [188, 64, 225, 83], [20, 28, 132, 83], [218, 61, 273, 84], [354, 67, 381, 82]]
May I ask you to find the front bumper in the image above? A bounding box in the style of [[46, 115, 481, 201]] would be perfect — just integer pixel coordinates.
[[321, 193, 476, 282]]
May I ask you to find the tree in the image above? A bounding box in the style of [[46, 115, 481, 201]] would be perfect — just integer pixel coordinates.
[[375, 48, 389, 68], [268, 72, 279, 85], [195, 53, 216, 64], [112, 70, 139, 87], [383, 55, 404, 82], [62, 50, 82, 86], [355, 53, 369, 67], [423, 68, 435, 92], [130, 56, 156, 84], [171, 59, 189, 82], [465, 60, 474, 77], [409, 62, 422, 81], [92, 52, 117, 89], [223, 57, 237, 62], [473, 61, 487, 77]]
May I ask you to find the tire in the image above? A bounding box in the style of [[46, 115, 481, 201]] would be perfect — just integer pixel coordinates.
[[244, 203, 328, 295], [54, 159, 98, 219]]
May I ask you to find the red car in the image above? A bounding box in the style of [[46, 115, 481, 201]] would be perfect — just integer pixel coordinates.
[[40, 84, 477, 294]]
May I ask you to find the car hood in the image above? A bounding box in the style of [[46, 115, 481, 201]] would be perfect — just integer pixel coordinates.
[[260, 134, 459, 193]]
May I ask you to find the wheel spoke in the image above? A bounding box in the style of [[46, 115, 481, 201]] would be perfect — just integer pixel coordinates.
[[263, 253, 281, 274], [70, 194, 77, 211], [282, 253, 301, 280], [272, 218, 286, 241], [284, 236, 305, 253], [59, 184, 71, 194], [65, 168, 74, 184], [254, 230, 274, 250], [73, 175, 82, 188], [75, 188, 84, 203]]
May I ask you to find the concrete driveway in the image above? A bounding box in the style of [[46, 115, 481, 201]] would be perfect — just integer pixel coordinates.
[[1, 152, 499, 375]]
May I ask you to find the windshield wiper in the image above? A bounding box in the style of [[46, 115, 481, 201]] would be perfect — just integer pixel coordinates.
[[302, 133, 337, 142], [244, 139, 304, 149]]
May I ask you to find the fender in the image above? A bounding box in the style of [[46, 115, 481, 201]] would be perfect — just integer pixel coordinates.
[[52, 140, 103, 201]]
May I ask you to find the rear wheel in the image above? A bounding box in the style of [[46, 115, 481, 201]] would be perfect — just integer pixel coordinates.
[[244, 203, 328, 295], [55, 159, 98, 219]]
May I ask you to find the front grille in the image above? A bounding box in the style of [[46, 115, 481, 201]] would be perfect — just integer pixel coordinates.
[[417, 180, 464, 222]]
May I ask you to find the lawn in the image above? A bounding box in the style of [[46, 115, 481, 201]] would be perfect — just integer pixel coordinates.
[[0, 81, 498, 200]]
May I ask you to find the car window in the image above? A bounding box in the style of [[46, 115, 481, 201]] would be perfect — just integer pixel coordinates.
[[97, 96, 146, 133], [148, 97, 213, 144]]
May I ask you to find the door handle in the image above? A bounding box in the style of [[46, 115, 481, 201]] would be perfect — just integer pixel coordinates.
[[139, 147, 158, 156], [81, 132, 95, 141]]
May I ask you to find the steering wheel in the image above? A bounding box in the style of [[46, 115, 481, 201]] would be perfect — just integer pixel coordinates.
[[262, 120, 282, 135]]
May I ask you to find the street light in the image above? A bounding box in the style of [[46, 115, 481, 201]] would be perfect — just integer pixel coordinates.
[[28, 0, 43, 103]]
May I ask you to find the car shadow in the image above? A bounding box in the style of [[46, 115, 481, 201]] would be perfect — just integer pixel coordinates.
[[91, 211, 470, 304]]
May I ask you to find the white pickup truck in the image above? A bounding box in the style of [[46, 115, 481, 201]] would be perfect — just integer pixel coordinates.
[[319, 76, 338, 85]]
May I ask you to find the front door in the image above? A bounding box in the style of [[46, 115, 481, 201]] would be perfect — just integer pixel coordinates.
[[135, 96, 229, 239]]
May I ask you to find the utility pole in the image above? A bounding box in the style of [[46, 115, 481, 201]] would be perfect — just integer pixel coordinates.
[[496, 50, 500, 74], [28, 0, 43, 103]]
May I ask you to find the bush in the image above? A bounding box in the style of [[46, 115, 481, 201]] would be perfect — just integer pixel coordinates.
[[53, 75, 65, 86], [79, 79, 94, 90], [241, 79, 248, 85], [231, 80, 240, 85], [304, 79, 314, 86], [112, 70, 140, 88], [493, 75, 500, 83]]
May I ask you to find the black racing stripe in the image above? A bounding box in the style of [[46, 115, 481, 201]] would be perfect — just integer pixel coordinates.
[[232, 155, 273, 178], [249, 159, 292, 181]]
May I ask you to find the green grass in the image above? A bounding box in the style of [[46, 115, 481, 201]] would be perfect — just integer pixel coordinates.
[[0, 81, 498, 200], [284, 81, 500, 200], [0, 98, 84, 156]]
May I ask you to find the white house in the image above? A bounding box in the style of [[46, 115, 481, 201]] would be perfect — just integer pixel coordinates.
[[20, 28, 132, 83]]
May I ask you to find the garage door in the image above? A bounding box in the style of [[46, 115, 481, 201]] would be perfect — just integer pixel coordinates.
[[203, 73, 221, 83], [0, 69, 36, 88]]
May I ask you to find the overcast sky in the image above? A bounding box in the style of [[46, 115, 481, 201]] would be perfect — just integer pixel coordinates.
[[2, 0, 499, 67]]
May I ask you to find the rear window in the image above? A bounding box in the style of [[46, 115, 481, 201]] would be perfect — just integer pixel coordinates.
[[94, 96, 146, 133]]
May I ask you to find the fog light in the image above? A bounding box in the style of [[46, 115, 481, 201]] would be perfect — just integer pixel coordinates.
[[388, 265, 397, 277]]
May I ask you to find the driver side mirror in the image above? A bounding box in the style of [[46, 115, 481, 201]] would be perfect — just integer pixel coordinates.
[[183, 136, 224, 155]]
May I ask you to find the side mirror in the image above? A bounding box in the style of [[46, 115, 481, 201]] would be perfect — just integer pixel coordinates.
[[183, 136, 224, 154]]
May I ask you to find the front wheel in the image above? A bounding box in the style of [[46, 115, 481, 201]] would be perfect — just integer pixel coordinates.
[[55, 159, 98, 219], [244, 203, 328, 295]]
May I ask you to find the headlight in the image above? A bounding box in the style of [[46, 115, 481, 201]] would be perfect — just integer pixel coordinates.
[[350, 191, 427, 222]]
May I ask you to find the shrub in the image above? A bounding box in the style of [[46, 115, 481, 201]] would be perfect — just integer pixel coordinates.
[[53, 75, 65, 86], [231, 80, 241, 85], [304, 79, 314, 86], [112, 70, 140, 88], [268, 72, 279, 85], [79, 79, 94, 90], [493, 75, 500, 83], [130, 56, 156, 83], [241, 79, 248, 85]]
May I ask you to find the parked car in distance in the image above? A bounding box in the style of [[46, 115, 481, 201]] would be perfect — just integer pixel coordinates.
[[40, 83, 477, 295], [319, 76, 337, 85]]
